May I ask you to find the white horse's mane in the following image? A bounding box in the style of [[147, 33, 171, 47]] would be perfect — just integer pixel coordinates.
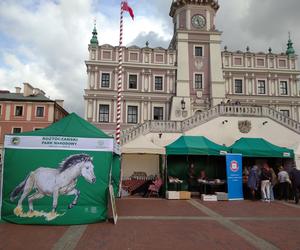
[[58, 154, 92, 173]]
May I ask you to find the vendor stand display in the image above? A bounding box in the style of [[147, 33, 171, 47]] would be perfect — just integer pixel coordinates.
[[165, 136, 228, 195], [0, 113, 120, 225]]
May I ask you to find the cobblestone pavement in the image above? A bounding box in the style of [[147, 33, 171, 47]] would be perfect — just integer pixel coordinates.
[[0, 198, 299, 250]]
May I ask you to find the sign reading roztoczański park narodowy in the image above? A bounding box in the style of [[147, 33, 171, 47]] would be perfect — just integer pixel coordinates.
[[1, 134, 120, 225]]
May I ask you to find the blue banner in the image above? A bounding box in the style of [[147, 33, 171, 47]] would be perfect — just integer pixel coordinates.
[[226, 154, 243, 200]]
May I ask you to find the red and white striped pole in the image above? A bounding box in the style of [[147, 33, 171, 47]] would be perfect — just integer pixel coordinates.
[[117, 1, 124, 197], [116, 1, 124, 145]]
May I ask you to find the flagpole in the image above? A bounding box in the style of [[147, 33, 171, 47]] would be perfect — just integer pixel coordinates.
[[116, 0, 124, 197], [116, 0, 124, 145]]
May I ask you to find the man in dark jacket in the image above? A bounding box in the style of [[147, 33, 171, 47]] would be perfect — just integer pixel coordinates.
[[289, 167, 300, 204]]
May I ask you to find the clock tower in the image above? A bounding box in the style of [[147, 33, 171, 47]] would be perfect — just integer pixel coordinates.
[[169, 0, 225, 121]]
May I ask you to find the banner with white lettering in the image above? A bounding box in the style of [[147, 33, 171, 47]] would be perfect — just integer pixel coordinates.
[[226, 154, 244, 200], [4, 135, 119, 154]]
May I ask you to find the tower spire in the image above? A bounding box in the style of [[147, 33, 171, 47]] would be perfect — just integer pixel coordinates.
[[90, 19, 99, 46], [286, 32, 295, 57]]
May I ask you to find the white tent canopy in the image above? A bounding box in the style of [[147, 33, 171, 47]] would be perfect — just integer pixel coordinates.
[[121, 136, 165, 155]]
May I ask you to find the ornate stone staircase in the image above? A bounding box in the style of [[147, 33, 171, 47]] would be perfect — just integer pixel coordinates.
[[121, 104, 300, 145]]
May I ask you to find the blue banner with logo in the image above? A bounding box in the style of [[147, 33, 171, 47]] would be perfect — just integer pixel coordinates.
[[226, 154, 243, 200]]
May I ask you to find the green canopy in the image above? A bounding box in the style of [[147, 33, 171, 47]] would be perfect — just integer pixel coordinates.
[[2, 113, 120, 225], [229, 138, 294, 158], [19, 112, 110, 138], [166, 136, 228, 156]]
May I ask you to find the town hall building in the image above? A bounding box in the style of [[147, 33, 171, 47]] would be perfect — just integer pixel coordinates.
[[84, 0, 300, 178]]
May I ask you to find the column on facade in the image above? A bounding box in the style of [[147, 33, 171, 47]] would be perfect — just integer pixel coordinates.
[[87, 100, 93, 120], [248, 77, 253, 95], [141, 71, 145, 92], [186, 9, 191, 30], [84, 100, 88, 120], [87, 67, 91, 89], [228, 75, 232, 94], [245, 74, 249, 95], [274, 77, 278, 96], [141, 101, 144, 122], [148, 101, 151, 120], [224, 77, 229, 94], [92, 100, 97, 122], [252, 74, 256, 95]]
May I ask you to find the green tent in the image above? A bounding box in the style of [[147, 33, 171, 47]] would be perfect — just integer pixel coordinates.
[[1, 113, 120, 225], [229, 138, 294, 158], [166, 136, 228, 156], [165, 136, 228, 189]]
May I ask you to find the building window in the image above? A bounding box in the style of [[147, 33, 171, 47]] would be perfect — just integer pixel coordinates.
[[234, 58, 242, 66], [155, 76, 163, 91], [257, 59, 265, 67], [99, 104, 109, 123], [234, 79, 243, 94], [0, 105, 2, 115], [12, 127, 22, 133], [129, 74, 138, 89], [153, 107, 164, 120], [127, 106, 138, 124], [102, 50, 112, 60], [195, 74, 203, 89], [34, 128, 42, 131], [257, 80, 266, 94], [279, 60, 287, 68], [280, 81, 288, 95], [15, 106, 23, 116], [36, 106, 44, 117], [129, 52, 138, 61], [195, 47, 203, 57], [155, 54, 164, 63], [280, 110, 290, 117], [101, 73, 110, 88]]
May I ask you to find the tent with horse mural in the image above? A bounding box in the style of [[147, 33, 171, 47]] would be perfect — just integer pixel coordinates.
[[0, 113, 120, 225]]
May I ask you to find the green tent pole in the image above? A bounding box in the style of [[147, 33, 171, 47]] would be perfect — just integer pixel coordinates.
[[165, 155, 168, 195], [118, 154, 123, 198]]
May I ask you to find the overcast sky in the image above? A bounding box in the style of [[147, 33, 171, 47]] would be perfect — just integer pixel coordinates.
[[0, 0, 299, 116]]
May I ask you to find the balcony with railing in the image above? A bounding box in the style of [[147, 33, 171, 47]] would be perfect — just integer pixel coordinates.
[[120, 104, 300, 145]]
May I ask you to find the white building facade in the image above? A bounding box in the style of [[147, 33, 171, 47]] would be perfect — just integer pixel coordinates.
[[84, 0, 300, 176]]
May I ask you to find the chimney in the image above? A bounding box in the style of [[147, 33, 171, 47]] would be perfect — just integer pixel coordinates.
[[23, 82, 34, 97], [55, 99, 64, 108], [15, 87, 21, 93]]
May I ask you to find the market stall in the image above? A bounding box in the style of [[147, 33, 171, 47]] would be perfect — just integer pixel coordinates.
[[229, 137, 294, 199], [0, 113, 120, 225], [121, 136, 165, 196], [165, 136, 228, 194]]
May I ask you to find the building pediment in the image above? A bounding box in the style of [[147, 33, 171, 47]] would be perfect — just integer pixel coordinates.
[[100, 44, 114, 49], [128, 45, 141, 50]]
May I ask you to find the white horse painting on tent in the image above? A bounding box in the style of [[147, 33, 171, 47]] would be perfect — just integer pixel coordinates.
[[10, 154, 96, 219]]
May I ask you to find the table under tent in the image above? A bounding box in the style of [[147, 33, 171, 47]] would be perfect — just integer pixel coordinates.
[[165, 136, 228, 194], [229, 137, 294, 199], [1, 113, 120, 225]]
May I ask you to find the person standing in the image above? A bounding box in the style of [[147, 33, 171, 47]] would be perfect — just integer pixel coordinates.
[[261, 163, 272, 202], [188, 163, 196, 191], [289, 166, 300, 204], [269, 167, 277, 201], [247, 165, 259, 200], [277, 166, 290, 201]]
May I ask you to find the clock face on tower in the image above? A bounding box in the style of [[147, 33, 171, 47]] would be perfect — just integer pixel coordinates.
[[191, 14, 206, 29]]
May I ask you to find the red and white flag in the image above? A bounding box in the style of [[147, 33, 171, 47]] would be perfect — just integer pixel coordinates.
[[122, 1, 134, 20]]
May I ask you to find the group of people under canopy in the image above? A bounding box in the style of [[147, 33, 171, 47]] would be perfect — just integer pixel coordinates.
[[165, 136, 299, 201]]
